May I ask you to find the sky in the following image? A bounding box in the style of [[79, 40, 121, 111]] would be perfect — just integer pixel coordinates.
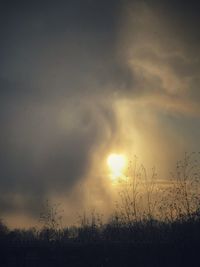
[[0, 0, 200, 228]]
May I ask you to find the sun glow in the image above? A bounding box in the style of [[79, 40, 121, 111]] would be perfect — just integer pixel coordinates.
[[107, 153, 127, 180]]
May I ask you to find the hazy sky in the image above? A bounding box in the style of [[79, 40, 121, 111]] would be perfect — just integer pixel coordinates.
[[1, 0, 200, 227]]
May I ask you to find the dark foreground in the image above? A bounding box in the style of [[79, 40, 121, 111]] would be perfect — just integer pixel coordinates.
[[0, 242, 199, 267]]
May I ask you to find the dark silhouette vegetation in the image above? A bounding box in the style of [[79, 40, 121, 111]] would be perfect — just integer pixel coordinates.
[[1, 152, 200, 266]]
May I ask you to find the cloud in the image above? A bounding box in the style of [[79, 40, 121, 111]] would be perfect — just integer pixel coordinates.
[[118, 1, 200, 116], [0, 0, 200, 226]]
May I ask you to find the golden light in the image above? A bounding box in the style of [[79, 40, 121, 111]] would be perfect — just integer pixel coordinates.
[[107, 153, 127, 180]]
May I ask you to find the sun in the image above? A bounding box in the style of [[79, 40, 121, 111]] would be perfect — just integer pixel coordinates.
[[107, 153, 127, 180]]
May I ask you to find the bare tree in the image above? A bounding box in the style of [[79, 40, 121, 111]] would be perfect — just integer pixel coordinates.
[[117, 156, 159, 225], [117, 157, 141, 225], [160, 152, 200, 222], [39, 200, 64, 241], [141, 166, 160, 221]]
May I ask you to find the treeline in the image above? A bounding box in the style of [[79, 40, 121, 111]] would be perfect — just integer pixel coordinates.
[[1, 214, 200, 246]]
